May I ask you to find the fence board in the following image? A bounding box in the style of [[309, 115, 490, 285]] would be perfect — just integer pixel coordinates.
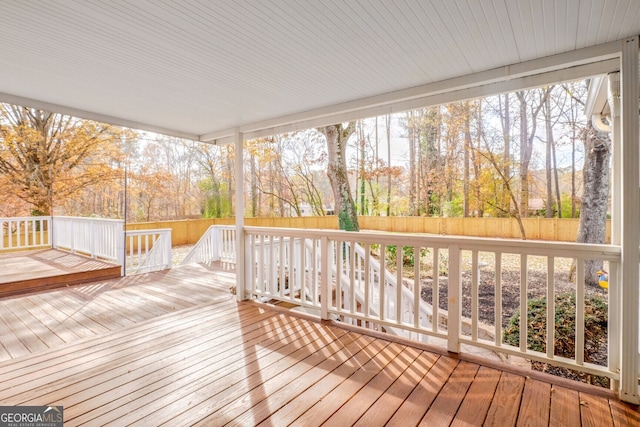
[[127, 217, 607, 246]]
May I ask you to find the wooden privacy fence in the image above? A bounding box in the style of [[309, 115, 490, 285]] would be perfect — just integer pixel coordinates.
[[126, 216, 610, 246]]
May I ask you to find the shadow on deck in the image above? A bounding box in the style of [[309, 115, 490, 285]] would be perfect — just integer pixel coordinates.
[[0, 249, 121, 298], [0, 263, 636, 425]]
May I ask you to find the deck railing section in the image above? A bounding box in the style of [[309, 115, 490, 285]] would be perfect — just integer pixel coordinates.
[[51, 216, 125, 266], [242, 227, 623, 388], [125, 229, 172, 275], [0, 216, 51, 251], [180, 225, 236, 265]]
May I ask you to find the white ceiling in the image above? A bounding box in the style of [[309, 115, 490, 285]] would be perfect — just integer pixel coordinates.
[[1, 0, 639, 142]]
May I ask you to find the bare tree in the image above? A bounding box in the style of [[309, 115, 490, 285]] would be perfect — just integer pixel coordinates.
[[319, 123, 359, 231], [575, 124, 610, 286]]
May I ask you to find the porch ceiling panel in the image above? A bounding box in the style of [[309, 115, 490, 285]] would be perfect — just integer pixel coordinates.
[[1, 0, 639, 140]]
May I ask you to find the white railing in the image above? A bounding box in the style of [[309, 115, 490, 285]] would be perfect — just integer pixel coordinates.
[[125, 229, 172, 275], [0, 216, 51, 251], [180, 225, 236, 265], [242, 227, 623, 388], [52, 216, 125, 266]]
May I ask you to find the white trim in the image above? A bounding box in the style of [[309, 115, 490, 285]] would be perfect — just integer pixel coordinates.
[[619, 36, 640, 404], [0, 92, 200, 141], [234, 129, 246, 301]]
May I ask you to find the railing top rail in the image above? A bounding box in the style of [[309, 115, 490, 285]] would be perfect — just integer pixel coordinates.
[[0, 216, 52, 222], [126, 228, 173, 235], [244, 226, 621, 260], [52, 216, 125, 224]]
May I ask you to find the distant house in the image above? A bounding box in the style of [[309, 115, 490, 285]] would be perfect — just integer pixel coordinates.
[[528, 198, 545, 215]]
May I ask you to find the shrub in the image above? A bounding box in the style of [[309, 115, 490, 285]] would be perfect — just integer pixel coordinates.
[[503, 292, 608, 387]]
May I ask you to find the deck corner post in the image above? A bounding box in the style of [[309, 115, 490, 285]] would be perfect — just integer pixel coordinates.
[[320, 235, 329, 320], [618, 36, 640, 404], [447, 244, 461, 353], [116, 220, 125, 276], [234, 129, 246, 301]]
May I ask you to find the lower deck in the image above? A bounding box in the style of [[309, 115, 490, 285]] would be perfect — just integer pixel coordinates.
[[0, 249, 121, 297], [0, 264, 636, 426]]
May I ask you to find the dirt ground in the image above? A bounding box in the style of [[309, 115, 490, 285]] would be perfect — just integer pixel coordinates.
[[418, 255, 608, 328]]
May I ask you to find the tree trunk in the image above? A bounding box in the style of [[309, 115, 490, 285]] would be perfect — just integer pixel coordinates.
[[553, 136, 562, 218], [408, 111, 417, 215], [500, 93, 511, 216], [463, 104, 471, 217], [358, 121, 366, 215], [517, 92, 530, 218], [320, 123, 359, 231], [576, 124, 610, 287], [386, 114, 392, 217], [250, 153, 257, 217], [544, 91, 554, 217]]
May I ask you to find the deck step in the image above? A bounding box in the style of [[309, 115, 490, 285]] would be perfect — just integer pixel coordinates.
[[0, 249, 121, 298]]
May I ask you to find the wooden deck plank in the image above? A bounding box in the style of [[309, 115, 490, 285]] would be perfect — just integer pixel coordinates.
[[122, 321, 350, 426], [34, 307, 280, 419], [324, 345, 423, 426], [4, 299, 65, 349], [516, 378, 551, 426], [220, 333, 373, 426], [451, 366, 501, 426], [10, 295, 85, 345], [0, 300, 238, 387], [66, 312, 310, 426], [353, 348, 438, 426], [484, 371, 526, 426], [0, 310, 31, 359], [609, 399, 640, 427], [549, 386, 581, 427], [0, 301, 245, 399], [290, 342, 404, 426], [0, 263, 633, 427], [419, 361, 480, 426], [580, 393, 615, 427], [385, 355, 458, 426], [257, 336, 391, 426]]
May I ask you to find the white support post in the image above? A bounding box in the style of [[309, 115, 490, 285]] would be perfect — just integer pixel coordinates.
[[608, 71, 622, 391], [610, 71, 622, 246], [619, 36, 640, 404], [116, 221, 125, 276], [447, 245, 461, 353], [320, 236, 329, 320], [234, 129, 246, 301]]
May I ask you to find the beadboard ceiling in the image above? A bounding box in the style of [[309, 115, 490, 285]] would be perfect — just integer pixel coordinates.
[[1, 0, 639, 141]]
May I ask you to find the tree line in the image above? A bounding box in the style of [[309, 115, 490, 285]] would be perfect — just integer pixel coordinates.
[[0, 79, 606, 242]]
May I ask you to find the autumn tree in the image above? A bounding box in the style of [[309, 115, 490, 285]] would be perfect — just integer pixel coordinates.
[[195, 143, 233, 218], [319, 123, 359, 231], [0, 104, 132, 216], [516, 88, 550, 217]]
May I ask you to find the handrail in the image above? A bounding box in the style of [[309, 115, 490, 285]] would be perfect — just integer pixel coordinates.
[[125, 229, 172, 275], [180, 225, 235, 265], [0, 216, 51, 251], [243, 226, 623, 389], [51, 216, 125, 266]]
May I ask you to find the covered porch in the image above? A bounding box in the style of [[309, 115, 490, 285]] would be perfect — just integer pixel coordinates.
[[1, 0, 640, 418]]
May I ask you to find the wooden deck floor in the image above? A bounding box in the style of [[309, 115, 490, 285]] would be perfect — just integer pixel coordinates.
[[0, 249, 121, 297], [0, 264, 637, 426]]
